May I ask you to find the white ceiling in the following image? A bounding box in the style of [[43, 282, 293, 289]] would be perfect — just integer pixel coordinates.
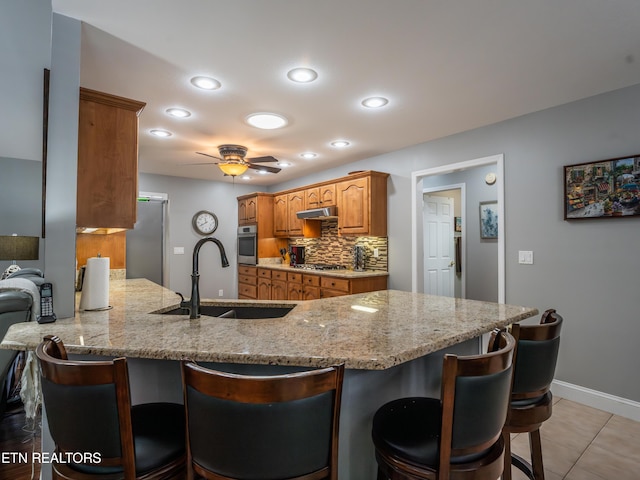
[[52, 0, 640, 185]]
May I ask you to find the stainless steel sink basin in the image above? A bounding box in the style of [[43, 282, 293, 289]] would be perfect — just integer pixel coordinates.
[[159, 305, 294, 319]]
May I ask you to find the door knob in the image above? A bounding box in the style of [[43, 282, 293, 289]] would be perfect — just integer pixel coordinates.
[[449, 261, 455, 267]]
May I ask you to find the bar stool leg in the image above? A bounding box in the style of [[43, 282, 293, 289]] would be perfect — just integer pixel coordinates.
[[502, 431, 512, 480], [529, 429, 545, 479]]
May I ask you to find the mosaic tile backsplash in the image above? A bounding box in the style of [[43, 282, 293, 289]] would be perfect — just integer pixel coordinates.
[[289, 220, 388, 271]]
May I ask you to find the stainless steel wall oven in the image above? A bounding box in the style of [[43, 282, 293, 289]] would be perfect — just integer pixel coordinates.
[[237, 225, 257, 265]]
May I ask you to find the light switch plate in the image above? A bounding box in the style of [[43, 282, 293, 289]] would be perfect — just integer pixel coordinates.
[[518, 250, 533, 264], [174, 246, 185, 255]]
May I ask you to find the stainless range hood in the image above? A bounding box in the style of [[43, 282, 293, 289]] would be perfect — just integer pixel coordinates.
[[296, 206, 338, 219]]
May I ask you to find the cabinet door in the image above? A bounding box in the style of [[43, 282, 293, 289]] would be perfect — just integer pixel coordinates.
[[305, 188, 321, 209], [336, 177, 369, 235], [287, 282, 303, 300], [287, 191, 305, 236], [303, 285, 320, 300], [257, 277, 271, 299], [238, 198, 248, 225], [319, 184, 336, 206], [77, 88, 145, 229], [273, 195, 288, 237], [246, 197, 258, 223], [271, 280, 288, 300]]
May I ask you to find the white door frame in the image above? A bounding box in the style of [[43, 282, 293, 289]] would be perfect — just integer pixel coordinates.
[[423, 183, 466, 299], [411, 154, 505, 303]]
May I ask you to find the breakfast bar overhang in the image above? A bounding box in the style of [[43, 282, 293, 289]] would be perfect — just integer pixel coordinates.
[[1, 279, 538, 480]]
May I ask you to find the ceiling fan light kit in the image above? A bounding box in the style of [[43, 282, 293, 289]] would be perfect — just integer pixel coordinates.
[[196, 144, 283, 177]]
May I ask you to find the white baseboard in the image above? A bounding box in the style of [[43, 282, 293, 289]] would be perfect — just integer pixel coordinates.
[[551, 380, 640, 422]]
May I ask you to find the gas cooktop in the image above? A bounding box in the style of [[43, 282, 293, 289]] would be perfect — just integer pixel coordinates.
[[292, 263, 347, 271]]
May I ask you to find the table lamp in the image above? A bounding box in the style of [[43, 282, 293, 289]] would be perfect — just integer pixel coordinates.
[[0, 234, 40, 277]]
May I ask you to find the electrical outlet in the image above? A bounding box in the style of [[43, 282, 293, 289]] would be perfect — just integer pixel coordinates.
[[373, 248, 379, 258], [218, 289, 224, 297]]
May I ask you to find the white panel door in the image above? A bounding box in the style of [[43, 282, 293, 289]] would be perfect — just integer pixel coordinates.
[[423, 195, 455, 297]]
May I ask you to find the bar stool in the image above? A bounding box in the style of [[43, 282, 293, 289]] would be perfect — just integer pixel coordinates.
[[36, 335, 186, 479], [371, 330, 515, 480], [502, 309, 563, 480], [181, 361, 345, 480]]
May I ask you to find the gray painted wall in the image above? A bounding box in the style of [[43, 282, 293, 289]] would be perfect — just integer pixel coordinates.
[[138, 173, 264, 300]]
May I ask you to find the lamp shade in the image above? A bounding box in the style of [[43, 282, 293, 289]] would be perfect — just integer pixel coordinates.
[[218, 162, 249, 176], [0, 235, 40, 261]]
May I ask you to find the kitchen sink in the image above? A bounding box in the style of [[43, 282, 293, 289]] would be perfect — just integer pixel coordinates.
[[158, 305, 294, 319]]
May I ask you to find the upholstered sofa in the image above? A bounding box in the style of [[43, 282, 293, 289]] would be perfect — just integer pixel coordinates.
[[0, 268, 44, 416]]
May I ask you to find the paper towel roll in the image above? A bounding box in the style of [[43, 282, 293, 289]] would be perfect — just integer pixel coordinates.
[[80, 257, 110, 310]]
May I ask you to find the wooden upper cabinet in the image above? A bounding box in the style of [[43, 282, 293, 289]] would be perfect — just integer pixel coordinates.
[[76, 88, 146, 229], [336, 172, 388, 236], [287, 191, 305, 236], [238, 195, 258, 225], [273, 194, 288, 237], [305, 184, 336, 209]]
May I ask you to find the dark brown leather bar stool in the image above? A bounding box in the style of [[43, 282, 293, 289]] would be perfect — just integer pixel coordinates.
[[181, 361, 345, 480], [502, 308, 563, 480], [371, 330, 515, 480], [36, 335, 186, 480]]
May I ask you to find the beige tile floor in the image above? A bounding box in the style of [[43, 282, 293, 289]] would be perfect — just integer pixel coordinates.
[[508, 397, 640, 480]]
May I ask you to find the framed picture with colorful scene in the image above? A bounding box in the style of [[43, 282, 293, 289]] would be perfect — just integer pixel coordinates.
[[564, 155, 640, 219]]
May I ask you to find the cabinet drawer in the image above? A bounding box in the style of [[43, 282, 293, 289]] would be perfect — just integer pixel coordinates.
[[238, 275, 257, 285], [302, 274, 320, 286], [238, 266, 257, 276], [238, 284, 257, 298], [287, 272, 303, 283], [272, 270, 287, 281], [320, 277, 350, 293], [258, 268, 272, 278]]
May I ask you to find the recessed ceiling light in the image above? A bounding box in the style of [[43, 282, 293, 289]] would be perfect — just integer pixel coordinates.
[[256, 169, 270, 175], [300, 152, 317, 159], [150, 129, 172, 137], [287, 67, 318, 83], [246, 113, 288, 130], [165, 107, 191, 118], [190, 76, 221, 90], [361, 96, 389, 108], [241, 175, 251, 180], [331, 140, 350, 148], [277, 161, 292, 167]]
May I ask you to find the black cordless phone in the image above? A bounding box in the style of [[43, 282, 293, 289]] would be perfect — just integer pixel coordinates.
[[38, 282, 57, 324]]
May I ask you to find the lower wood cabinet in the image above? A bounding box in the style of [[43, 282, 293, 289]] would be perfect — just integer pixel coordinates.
[[238, 266, 257, 299], [241, 267, 387, 301]]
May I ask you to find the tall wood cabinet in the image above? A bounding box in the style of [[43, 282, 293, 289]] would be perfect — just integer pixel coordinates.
[[336, 171, 388, 236], [76, 88, 146, 229]]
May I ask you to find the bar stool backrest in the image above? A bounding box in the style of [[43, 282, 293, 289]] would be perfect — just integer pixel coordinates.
[[511, 309, 563, 401], [181, 361, 345, 480]]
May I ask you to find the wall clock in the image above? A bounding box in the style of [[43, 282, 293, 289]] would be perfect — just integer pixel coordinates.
[[192, 210, 218, 236]]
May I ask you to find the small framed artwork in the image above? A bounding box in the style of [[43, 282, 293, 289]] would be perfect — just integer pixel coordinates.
[[479, 201, 498, 239], [564, 154, 640, 219], [454, 216, 462, 232]]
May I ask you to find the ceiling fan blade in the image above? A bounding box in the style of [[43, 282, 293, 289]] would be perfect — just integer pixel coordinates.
[[247, 156, 279, 163], [248, 164, 281, 174], [196, 151, 223, 160]]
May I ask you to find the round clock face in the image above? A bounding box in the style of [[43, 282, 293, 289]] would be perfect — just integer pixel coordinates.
[[192, 210, 218, 235]]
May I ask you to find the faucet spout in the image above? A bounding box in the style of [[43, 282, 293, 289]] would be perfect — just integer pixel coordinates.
[[189, 237, 230, 319]]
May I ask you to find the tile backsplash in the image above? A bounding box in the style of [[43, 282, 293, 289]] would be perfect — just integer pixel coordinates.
[[289, 219, 388, 271]]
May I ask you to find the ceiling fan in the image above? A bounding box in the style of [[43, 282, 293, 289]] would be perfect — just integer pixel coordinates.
[[195, 144, 282, 176]]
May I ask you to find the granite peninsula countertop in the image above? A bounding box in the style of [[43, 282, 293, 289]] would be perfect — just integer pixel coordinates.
[[1, 279, 537, 370]]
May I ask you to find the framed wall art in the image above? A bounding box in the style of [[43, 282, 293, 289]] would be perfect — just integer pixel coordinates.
[[565, 155, 640, 219], [479, 201, 498, 239]]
